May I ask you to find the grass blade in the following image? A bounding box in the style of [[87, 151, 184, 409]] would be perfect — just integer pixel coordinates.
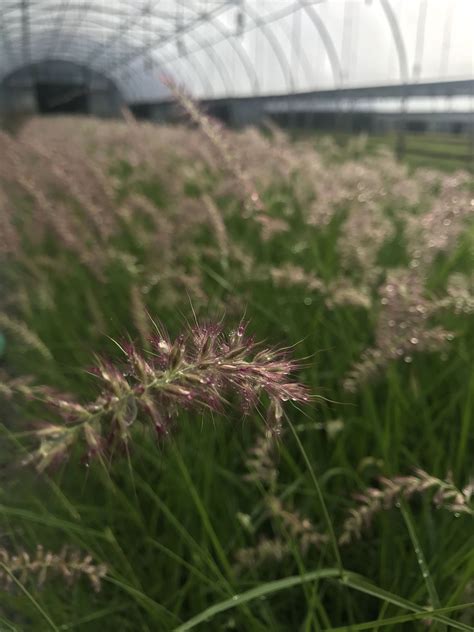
[[174, 568, 341, 631], [325, 601, 474, 631], [287, 419, 343, 574], [175, 569, 473, 632], [400, 501, 443, 629], [342, 573, 473, 632], [0, 562, 59, 631]]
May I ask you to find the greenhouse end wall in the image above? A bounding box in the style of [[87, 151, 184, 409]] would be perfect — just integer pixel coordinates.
[[0, 61, 122, 119]]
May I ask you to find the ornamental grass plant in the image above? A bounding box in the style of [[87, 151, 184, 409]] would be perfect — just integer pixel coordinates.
[[0, 103, 473, 630]]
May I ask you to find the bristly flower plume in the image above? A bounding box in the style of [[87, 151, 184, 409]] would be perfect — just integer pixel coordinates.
[[19, 320, 309, 470], [0, 545, 107, 592], [162, 77, 265, 216], [340, 468, 473, 545]]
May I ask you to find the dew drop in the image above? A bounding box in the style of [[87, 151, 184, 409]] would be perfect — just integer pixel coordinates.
[[304, 297, 313, 306], [410, 337, 419, 345], [404, 356, 413, 363]]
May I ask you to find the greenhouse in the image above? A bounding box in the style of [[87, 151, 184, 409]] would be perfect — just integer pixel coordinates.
[[0, 2, 473, 631], [0, 1, 473, 117]]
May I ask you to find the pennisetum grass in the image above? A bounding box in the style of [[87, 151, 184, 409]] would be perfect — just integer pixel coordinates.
[[7, 319, 310, 471], [0, 104, 472, 630]]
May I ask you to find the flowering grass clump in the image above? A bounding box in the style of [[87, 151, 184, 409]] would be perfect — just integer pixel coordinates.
[[22, 320, 309, 470], [1, 111, 473, 630]]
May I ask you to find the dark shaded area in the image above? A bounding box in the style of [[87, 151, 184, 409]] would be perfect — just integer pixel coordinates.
[[130, 103, 154, 119], [406, 119, 428, 132], [36, 82, 89, 114], [269, 110, 375, 132], [206, 102, 232, 125], [451, 122, 465, 134]]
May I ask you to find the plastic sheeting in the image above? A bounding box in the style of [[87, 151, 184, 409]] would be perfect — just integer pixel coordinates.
[[0, 1, 473, 103]]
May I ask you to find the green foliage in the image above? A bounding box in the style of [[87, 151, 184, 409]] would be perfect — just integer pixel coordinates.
[[0, 118, 473, 631]]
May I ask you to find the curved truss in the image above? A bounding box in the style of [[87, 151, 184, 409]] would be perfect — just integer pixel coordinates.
[[0, 1, 468, 103]]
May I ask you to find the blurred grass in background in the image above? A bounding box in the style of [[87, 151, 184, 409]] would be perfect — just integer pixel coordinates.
[[0, 115, 473, 631]]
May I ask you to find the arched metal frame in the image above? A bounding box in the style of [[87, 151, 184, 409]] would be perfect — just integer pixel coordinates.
[[299, 1, 343, 87], [378, 0, 408, 84], [0, 0, 467, 105]]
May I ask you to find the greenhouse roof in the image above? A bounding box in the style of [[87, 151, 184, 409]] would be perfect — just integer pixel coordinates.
[[0, 1, 473, 102]]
